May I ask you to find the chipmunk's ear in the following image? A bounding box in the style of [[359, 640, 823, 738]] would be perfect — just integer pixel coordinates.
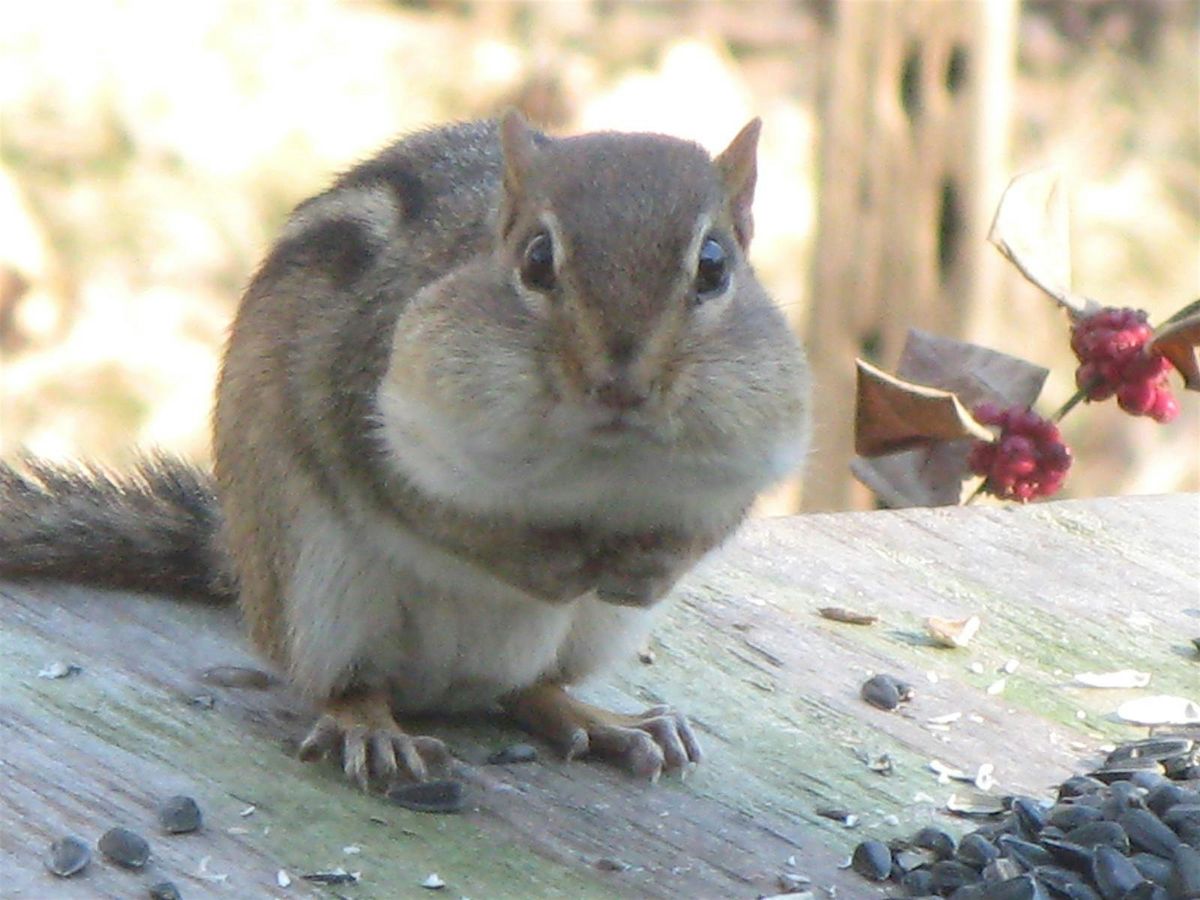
[[498, 109, 540, 237], [715, 118, 762, 249], [499, 109, 537, 188]]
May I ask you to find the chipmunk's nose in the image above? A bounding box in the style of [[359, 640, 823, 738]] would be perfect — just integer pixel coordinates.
[[589, 363, 649, 412]]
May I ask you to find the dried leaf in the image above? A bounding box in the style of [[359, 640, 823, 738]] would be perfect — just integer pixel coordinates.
[[897, 330, 1050, 411], [855, 360, 993, 456], [852, 331, 1050, 508], [1147, 298, 1200, 390], [851, 442, 974, 508], [988, 169, 1099, 316]]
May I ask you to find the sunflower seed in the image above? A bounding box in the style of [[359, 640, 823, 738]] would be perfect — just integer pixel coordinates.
[[486, 743, 538, 765], [861, 674, 912, 710], [1031, 864, 1088, 893], [818, 607, 878, 625], [1129, 852, 1173, 885], [45, 835, 90, 878], [1120, 882, 1167, 899], [1119, 808, 1180, 859], [387, 779, 465, 813], [982, 856, 1022, 883], [158, 795, 203, 834], [199, 665, 275, 688], [1169, 844, 1200, 897], [301, 869, 358, 885], [1089, 845, 1143, 898], [98, 827, 150, 869], [1161, 804, 1200, 829], [957, 832, 1001, 868], [850, 839, 892, 880], [901, 867, 935, 895], [997, 835, 1053, 870], [1011, 796, 1048, 838], [1066, 821, 1130, 854], [913, 826, 957, 860], [1048, 803, 1104, 831], [931, 859, 981, 892], [594, 857, 629, 871], [1106, 737, 1194, 765], [979, 873, 1048, 899], [1041, 837, 1094, 872], [1058, 776, 1108, 799]]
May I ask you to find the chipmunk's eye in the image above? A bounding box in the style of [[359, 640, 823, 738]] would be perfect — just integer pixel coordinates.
[[520, 231, 556, 292], [694, 236, 730, 302]]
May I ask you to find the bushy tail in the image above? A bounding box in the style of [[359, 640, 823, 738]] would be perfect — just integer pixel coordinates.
[[0, 455, 235, 603]]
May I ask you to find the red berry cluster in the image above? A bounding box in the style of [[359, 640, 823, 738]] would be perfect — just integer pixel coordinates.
[[1070, 307, 1179, 423], [968, 404, 1072, 502]]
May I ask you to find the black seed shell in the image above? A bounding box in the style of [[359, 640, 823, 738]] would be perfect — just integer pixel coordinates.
[[387, 779, 466, 813], [158, 795, 203, 834], [45, 835, 91, 878], [850, 839, 892, 881], [98, 827, 150, 869]]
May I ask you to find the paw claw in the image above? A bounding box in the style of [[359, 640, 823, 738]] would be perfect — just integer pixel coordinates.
[[564, 728, 590, 761], [342, 724, 373, 790], [391, 735, 429, 782], [298, 698, 447, 791], [297, 714, 341, 761]]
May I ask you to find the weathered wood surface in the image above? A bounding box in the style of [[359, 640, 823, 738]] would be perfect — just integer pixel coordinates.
[[2, 494, 1197, 898]]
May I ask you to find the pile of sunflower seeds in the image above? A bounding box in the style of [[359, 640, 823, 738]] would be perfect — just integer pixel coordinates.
[[851, 736, 1200, 898]]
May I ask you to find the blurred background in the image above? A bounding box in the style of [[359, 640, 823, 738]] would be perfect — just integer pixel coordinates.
[[1, 0, 1196, 512]]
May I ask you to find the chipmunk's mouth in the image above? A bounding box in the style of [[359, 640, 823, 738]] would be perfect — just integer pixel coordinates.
[[545, 401, 668, 446], [591, 416, 633, 435], [585, 413, 666, 446]]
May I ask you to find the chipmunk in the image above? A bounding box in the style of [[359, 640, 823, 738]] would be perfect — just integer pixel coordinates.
[[0, 112, 810, 788]]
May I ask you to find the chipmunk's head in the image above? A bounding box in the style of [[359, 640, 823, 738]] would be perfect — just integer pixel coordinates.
[[380, 112, 808, 528], [494, 110, 764, 443]]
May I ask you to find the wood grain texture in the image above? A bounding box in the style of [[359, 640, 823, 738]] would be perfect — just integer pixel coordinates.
[[2, 493, 1197, 898]]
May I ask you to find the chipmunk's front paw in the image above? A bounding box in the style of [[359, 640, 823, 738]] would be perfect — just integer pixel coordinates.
[[505, 685, 702, 782], [573, 704, 703, 781], [297, 692, 449, 791]]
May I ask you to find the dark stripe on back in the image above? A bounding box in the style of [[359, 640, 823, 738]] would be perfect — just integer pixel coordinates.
[[338, 159, 426, 223], [255, 218, 376, 291]]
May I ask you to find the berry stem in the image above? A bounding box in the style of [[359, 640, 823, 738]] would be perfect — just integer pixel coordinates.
[[1049, 385, 1090, 423]]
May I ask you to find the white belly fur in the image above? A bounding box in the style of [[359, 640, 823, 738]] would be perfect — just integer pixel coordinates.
[[283, 499, 656, 712]]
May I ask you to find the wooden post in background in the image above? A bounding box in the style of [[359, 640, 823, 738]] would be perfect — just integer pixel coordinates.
[[803, 0, 1015, 511]]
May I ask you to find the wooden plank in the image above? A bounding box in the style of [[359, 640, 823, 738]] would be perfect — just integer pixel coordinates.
[[2, 494, 1197, 898]]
